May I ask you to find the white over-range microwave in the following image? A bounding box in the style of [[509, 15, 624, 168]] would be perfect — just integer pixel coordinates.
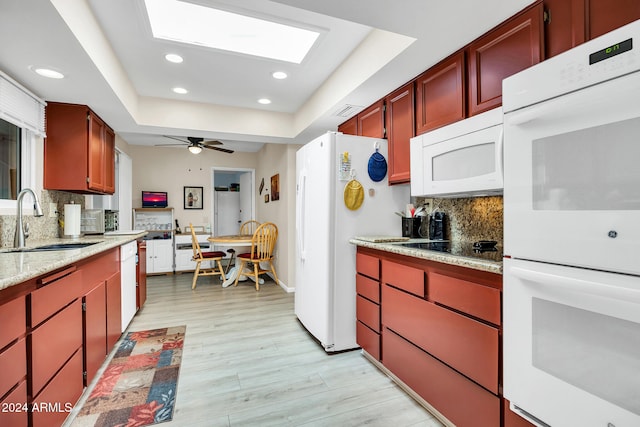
[[410, 107, 503, 198]]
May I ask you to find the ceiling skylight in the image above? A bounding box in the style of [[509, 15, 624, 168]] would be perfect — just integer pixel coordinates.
[[144, 0, 320, 64]]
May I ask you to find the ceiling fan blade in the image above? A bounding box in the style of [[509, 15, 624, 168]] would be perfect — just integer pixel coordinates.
[[201, 140, 223, 146], [163, 135, 188, 143], [204, 145, 234, 154]]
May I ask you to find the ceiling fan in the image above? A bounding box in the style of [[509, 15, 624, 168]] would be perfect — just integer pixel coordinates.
[[159, 136, 234, 154]]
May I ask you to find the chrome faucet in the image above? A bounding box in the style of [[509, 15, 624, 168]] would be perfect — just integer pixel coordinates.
[[14, 188, 44, 248]]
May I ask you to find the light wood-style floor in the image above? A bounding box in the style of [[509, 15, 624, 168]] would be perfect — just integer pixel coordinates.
[[67, 273, 444, 427]]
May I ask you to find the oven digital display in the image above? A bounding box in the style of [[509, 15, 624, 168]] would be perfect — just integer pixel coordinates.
[[589, 38, 632, 64]]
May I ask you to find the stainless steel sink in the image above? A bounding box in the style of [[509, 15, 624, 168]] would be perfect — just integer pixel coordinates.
[[4, 242, 101, 253]]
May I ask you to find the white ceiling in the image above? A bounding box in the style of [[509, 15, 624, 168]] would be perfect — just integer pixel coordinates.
[[0, 0, 533, 153]]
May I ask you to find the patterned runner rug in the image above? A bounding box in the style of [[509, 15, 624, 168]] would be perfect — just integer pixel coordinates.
[[71, 325, 186, 427]]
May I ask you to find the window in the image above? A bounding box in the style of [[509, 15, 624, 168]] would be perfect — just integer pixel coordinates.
[[0, 70, 44, 211], [0, 118, 21, 200]]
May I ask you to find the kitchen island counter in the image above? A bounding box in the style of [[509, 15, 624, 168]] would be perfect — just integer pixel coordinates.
[[350, 237, 502, 275], [0, 232, 147, 291]]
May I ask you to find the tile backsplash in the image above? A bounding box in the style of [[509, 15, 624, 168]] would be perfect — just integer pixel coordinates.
[[0, 190, 85, 247], [414, 196, 503, 245]]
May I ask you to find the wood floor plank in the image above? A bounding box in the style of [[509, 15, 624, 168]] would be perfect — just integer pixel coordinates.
[[64, 274, 443, 426]]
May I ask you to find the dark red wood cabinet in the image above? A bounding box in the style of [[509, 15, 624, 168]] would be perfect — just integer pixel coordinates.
[[544, 0, 640, 58], [44, 102, 116, 195], [357, 100, 385, 138], [385, 82, 415, 184], [355, 252, 382, 360], [106, 272, 122, 350], [415, 51, 466, 135], [0, 297, 27, 427], [83, 281, 107, 385], [337, 115, 358, 136], [358, 247, 503, 427], [467, 1, 544, 116], [137, 240, 147, 310]]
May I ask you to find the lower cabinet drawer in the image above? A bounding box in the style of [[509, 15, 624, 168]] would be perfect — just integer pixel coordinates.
[[0, 296, 26, 350], [382, 260, 425, 297], [356, 252, 379, 280], [32, 349, 83, 427], [356, 295, 380, 332], [356, 273, 380, 303], [383, 328, 500, 427], [357, 321, 380, 360], [0, 337, 26, 397], [429, 272, 501, 325], [31, 300, 82, 396], [382, 284, 499, 393], [0, 380, 28, 427], [31, 270, 81, 327]]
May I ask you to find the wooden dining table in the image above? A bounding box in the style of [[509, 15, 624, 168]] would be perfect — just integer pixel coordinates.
[[208, 234, 263, 288]]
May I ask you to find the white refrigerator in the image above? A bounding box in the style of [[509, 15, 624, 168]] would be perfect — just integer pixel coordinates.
[[295, 131, 410, 352]]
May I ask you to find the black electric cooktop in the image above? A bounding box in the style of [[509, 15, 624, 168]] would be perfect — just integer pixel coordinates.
[[397, 241, 503, 262]]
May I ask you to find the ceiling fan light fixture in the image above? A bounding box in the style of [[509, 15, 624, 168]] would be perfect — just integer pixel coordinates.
[[188, 144, 202, 154]]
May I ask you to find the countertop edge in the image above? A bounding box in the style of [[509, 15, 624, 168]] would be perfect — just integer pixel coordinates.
[[349, 238, 503, 275], [0, 232, 148, 291]]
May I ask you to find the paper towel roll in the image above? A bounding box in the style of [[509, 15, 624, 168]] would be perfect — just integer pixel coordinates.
[[64, 204, 81, 237]]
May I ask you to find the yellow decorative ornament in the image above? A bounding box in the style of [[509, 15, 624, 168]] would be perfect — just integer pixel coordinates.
[[343, 179, 364, 210]]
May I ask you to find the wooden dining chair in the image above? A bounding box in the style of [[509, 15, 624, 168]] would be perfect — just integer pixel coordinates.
[[225, 220, 261, 274], [239, 220, 261, 235], [233, 222, 279, 291], [190, 223, 226, 289]]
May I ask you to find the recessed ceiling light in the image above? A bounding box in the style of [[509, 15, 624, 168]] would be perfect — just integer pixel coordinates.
[[165, 53, 184, 63], [258, 98, 272, 105], [145, 0, 320, 64], [173, 87, 188, 94], [272, 71, 288, 80], [33, 68, 64, 79]]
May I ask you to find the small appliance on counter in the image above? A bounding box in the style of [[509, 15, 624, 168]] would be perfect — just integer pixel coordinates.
[[80, 209, 105, 235], [428, 211, 446, 240]]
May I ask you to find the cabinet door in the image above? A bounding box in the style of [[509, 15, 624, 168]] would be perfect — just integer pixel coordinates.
[[338, 115, 358, 135], [467, 1, 544, 115], [385, 82, 415, 184], [415, 51, 465, 135], [83, 282, 107, 385], [357, 100, 385, 138], [154, 240, 175, 273], [103, 126, 116, 194], [106, 273, 121, 349], [586, 0, 640, 39], [544, 0, 586, 58], [88, 112, 106, 192]]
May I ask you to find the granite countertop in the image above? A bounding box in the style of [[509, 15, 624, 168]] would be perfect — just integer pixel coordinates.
[[350, 237, 503, 275], [0, 232, 147, 291]]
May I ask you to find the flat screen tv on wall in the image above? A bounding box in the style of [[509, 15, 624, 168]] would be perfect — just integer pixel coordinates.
[[142, 191, 168, 208]]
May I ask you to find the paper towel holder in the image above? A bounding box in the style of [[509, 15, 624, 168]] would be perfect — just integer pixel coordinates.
[[63, 202, 83, 239]]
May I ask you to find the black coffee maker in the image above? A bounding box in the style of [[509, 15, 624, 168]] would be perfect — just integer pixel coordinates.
[[428, 211, 446, 240]]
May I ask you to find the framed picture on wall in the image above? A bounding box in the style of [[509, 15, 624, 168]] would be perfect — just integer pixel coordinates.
[[259, 178, 265, 195], [271, 173, 280, 201], [184, 186, 203, 209]]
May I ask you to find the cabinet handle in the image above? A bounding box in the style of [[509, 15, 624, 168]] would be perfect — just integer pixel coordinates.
[[38, 266, 77, 286]]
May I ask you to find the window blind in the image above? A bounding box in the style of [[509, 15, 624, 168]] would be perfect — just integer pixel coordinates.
[[0, 70, 46, 137]]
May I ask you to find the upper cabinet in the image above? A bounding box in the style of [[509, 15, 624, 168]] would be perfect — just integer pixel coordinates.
[[544, 0, 640, 58], [358, 100, 385, 138], [467, 1, 544, 116], [415, 51, 466, 135], [385, 82, 415, 184], [44, 102, 116, 195], [338, 100, 385, 139], [337, 115, 358, 136]]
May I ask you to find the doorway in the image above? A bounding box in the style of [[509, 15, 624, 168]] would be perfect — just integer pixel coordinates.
[[211, 167, 255, 236]]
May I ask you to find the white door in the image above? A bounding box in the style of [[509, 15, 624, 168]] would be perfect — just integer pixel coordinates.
[[295, 134, 333, 349], [239, 172, 252, 224], [504, 258, 640, 427], [214, 191, 241, 235]]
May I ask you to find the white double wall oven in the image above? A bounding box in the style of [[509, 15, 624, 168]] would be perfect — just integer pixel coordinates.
[[503, 20, 640, 427]]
